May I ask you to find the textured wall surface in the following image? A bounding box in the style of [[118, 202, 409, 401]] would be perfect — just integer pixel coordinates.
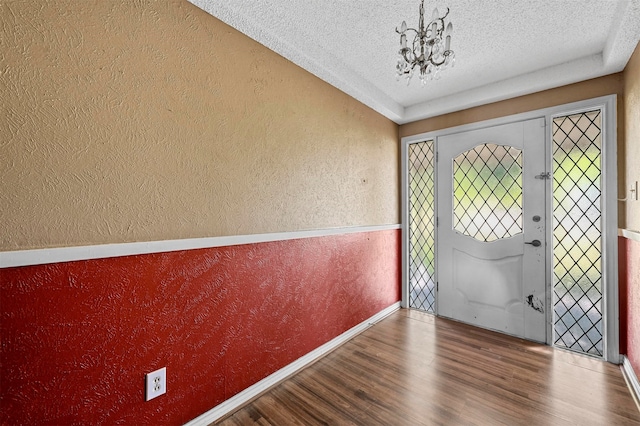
[[0, 0, 399, 251], [624, 43, 640, 232], [623, 43, 640, 378], [0, 230, 401, 425], [621, 237, 640, 378], [0, 1, 401, 423], [619, 237, 629, 355]]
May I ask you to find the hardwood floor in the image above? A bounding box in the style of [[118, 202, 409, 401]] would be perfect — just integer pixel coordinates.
[[216, 309, 640, 425]]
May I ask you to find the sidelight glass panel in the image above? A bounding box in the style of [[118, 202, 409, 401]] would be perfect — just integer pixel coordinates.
[[552, 110, 603, 357], [453, 144, 523, 242], [408, 140, 436, 313]]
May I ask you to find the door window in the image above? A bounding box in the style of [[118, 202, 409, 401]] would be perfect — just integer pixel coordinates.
[[453, 143, 523, 242]]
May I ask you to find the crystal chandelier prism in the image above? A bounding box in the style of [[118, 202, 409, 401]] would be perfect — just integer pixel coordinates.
[[396, 0, 455, 86]]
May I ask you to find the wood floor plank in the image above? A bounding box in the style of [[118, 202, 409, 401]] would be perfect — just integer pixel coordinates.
[[215, 309, 640, 425]]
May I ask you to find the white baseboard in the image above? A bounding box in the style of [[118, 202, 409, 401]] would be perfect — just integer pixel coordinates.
[[183, 302, 401, 426], [621, 356, 640, 408]]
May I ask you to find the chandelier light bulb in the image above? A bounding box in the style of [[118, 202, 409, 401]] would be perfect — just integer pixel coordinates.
[[395, 0, 455, 86]]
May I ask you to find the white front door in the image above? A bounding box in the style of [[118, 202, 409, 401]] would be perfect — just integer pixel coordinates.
[[437, 118, 546, 342]]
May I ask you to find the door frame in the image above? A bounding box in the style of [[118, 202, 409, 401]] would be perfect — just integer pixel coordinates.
[[401, 95, 619, 363]]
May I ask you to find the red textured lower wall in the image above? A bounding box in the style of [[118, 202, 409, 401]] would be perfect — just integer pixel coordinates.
[[0, 230, 400, 425], [622, 236, 640, 377], [619, 237, 629, 355]]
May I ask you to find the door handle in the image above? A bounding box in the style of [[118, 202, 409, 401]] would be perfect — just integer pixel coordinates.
[[525, 240, 541, 247]]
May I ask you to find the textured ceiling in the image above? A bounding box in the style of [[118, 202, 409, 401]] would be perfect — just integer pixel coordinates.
[[189, 0, 640, 124]]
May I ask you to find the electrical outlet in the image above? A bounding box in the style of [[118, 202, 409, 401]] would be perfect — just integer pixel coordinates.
[[145, 367, 166, 401]]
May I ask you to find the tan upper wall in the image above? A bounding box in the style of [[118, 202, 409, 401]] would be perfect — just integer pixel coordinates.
[[400, 73, 626, 227], [624, 42, 640, 232], [0, 1, 399, 251]]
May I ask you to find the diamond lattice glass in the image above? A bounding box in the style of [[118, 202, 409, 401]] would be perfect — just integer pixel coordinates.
[[453, 144, 523, 242], [552, 110, 603, 357], [408, 141, 436, 313]]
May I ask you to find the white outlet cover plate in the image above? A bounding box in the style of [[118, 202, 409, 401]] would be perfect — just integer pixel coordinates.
[[145, 367, 167, 401]]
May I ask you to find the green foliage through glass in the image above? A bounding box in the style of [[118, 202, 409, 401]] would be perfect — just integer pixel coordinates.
[[552, 110, 603, 357]]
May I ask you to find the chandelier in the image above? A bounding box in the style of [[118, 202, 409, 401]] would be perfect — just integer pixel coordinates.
[[396, 0, 455, 85]]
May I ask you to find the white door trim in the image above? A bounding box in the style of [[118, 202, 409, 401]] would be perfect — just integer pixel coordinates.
[[401, 95, 618, 363]]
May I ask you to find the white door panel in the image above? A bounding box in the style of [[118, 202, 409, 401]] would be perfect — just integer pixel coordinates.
[[437, 118, 546, 342]]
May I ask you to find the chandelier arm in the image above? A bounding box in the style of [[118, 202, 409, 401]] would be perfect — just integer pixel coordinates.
[[429, 56, 446, 67], [396, 27, 419, 35], [400, 48, 416, 65]]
